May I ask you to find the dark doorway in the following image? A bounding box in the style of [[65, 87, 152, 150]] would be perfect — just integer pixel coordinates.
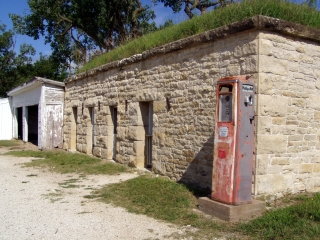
[[139, 102, 153, 168], [27, 105, 38, 145], [17, 107, 23, 140], [110, 106, 118, 160]]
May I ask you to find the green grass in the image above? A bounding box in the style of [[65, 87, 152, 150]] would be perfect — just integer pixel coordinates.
[[95, 174, 320, 239], [96, 175, 225, 238], [5, 150, 128, 175], [0, 140, 23, 147], [79, 0, 320, 73], [237, 193, 320, 239]]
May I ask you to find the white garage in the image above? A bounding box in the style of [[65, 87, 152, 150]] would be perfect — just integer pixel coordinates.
[[7, 77, 65, 149]]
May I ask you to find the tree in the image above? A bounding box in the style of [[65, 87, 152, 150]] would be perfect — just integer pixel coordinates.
[[305, 0, 316, 8], [0, 23, 68, 97], [0, 24, 35, 97], [32, 53, 68, 81], [154, 0, 234, 19], [10, 0, 157, 69]]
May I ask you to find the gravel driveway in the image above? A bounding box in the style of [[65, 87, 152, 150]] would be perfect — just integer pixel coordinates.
[[0, 147, 191, 240]]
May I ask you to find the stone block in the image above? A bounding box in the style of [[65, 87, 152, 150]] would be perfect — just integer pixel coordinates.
[[93, 147, 101, 157], [259, 39, 273, 56], [256, 135, 287, 154], [127, 126, 146, 141], [308, 95, 320, 111], [260, 55, 288, 76], [116, 127, 126, 141], [258, 73, 274, 95], [227, 64, 240, 76], [259, 95, 287, 117], [272, 117, 286, 125], [313, 164, 320, 172], [133, 140, 145, 157], [271, 157, 290, 165], [153, 101, 167, 113], [257, 116, 271, 134], [198, 197, 265, 222], [291, 98, 306, 108], [314, 111, 320, 121], [255, 174, 293, 195], [255, 154, 269, 175], [300, 164, 313, 173], [288, 135, 304, 141], [304, 135, 316, 141], [267, 165, 283, 174]]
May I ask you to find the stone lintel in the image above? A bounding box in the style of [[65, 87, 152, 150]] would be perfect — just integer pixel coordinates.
[[198, 197, 265, 222]]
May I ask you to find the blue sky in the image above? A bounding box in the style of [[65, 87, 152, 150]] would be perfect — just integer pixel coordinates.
[[0, 0, 184, 60], [0, 0, 319, 61]]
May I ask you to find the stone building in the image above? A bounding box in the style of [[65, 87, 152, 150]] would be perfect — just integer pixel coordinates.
[[63, 16, 320, 198], [7, 77, 65, 149]]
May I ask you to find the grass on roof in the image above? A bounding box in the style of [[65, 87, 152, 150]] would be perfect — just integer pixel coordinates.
[[78, 0, 320, 73]]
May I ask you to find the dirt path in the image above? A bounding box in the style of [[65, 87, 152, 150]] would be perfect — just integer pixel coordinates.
[[0, 147, 191, 240]]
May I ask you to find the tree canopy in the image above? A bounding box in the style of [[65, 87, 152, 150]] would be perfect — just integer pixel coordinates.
[[154, 0, 235, 19], [10, 0, 157, 69], [0, 24, 35, 97], [0, 24, 67, 97]]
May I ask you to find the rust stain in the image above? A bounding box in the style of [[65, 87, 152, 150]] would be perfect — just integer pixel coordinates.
[[211, 76, 254, 205]]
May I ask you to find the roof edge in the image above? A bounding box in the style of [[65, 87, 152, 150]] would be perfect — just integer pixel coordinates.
[[7, 76, 65, 96], [65, 15, 320, 83]]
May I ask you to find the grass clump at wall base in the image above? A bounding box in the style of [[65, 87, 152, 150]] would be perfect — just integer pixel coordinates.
[[79, 0, 320, 73], [0, 140, 23, 147], [237, 193, 320, 239], [96, 175, 220, 231], [97, 175, 199, 223], [6, 150, 128, 175]]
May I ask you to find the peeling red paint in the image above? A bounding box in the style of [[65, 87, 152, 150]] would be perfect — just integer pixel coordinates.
[[211, 76, 254, 205]]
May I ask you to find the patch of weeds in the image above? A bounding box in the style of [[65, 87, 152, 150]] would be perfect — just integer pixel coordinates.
[[83, 194, 99, 199], [43, 192, 64, 203], [237, 193, 320, 239], [5, 150, 129, 175], [59, 184, 79, 188], [26, 174, 37, 177], [95, 175, 225, 239], [78, 211, 92, 214], [0, 140, 23, 148], [59, 178, 81, 188]]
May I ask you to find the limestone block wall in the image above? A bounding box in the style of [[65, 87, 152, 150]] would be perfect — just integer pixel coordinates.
[[255, 31, 320, 197], [64, 30, 259, 189], [63, 16, 320, 197]]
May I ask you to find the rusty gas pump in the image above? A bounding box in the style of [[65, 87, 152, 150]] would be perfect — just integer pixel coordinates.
[[211, 76, 254, 205]]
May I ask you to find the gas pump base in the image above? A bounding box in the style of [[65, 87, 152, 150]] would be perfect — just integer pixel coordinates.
[[198, 197, 265, 222]]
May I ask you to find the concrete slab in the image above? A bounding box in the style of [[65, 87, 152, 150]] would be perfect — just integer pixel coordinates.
[[198, 197, 265, 222]]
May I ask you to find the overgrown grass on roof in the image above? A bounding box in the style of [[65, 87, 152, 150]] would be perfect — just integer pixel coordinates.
[[79, 0, 320, 73]]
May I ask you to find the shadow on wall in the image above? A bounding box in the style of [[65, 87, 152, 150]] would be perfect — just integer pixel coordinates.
[[178, 136, 214, 197]]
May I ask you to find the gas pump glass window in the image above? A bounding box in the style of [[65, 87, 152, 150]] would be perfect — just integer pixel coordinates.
[[219, 85, 233, 122]]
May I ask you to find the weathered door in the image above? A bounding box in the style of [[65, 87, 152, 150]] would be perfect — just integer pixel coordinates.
[[46, 104, 63, 149]]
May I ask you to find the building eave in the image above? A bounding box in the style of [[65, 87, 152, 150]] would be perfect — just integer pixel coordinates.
[[7, 77, 65, 96]]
